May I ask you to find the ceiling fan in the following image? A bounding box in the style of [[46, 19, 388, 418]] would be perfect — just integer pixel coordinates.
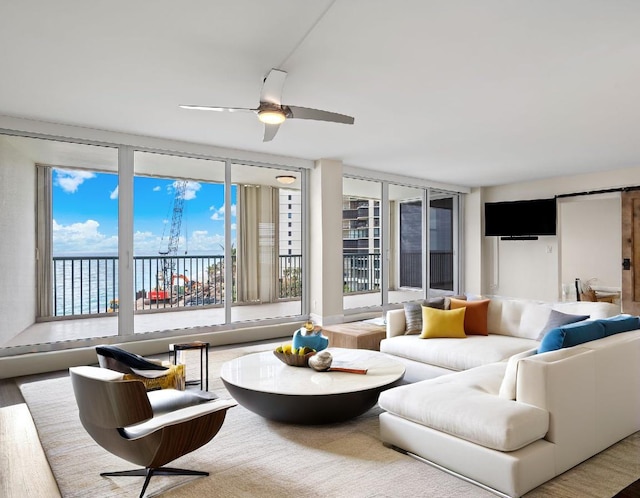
[[180, 68, 355, 142]]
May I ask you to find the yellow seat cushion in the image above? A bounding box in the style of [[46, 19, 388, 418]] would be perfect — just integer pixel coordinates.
[[420, 306, 467, 339]]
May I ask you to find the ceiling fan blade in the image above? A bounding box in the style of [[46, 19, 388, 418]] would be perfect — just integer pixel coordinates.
[[179, 105, 255, 113], [286, 105, 354, 125], [263, 123, 281, 142], [260, 69, 288, 105]]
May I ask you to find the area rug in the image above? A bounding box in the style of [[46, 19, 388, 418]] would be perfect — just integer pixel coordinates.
[[17, 342, 640, 498]]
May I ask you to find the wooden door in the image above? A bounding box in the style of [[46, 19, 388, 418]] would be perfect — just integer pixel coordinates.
[[621, 191, 640, 314]]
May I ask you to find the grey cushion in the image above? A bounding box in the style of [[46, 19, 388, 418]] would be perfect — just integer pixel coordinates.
[[537, 309, 589, 341], [147, 389, 219, 416], [403, 297, 446, 335]]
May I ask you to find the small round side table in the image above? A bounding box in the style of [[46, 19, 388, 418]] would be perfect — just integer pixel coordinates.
[[169, 341, 209, 390]]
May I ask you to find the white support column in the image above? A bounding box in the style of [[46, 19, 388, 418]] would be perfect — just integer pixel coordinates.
[[423, 188, 430, 298], [309, 159, 343, 325], [118, 146, 134, 336], [381, 182, 390, 308]]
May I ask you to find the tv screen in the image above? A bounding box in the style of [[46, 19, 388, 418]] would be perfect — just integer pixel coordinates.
[[484, 198, 557, 237]]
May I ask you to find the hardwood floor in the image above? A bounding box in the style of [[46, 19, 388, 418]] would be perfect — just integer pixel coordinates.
[[0, 379, 61, 497]]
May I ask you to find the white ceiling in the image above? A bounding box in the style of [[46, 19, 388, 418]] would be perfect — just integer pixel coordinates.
[[1, 0, 640, 188]]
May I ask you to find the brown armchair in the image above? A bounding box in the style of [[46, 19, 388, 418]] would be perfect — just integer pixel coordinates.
[[69, 366, 236, 497]]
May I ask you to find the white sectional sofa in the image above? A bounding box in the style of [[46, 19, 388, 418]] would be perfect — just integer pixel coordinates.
[[381, 298, 619, 383], [377, 297, 639, 497]]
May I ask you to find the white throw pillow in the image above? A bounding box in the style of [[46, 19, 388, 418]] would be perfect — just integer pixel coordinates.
[[498, 348, 538, 400]]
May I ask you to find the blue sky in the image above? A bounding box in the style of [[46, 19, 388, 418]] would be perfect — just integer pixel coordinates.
[[52, 169, 236, 255]]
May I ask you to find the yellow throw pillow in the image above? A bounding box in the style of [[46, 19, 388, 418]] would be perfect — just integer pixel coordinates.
[[420, 306, 467, 339]]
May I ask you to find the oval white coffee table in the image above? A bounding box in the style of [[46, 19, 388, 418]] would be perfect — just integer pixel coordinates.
[[220, 347, 405, 424]]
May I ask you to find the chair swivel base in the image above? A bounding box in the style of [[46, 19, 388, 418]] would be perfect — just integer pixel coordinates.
[[101, 466, 209, 498]]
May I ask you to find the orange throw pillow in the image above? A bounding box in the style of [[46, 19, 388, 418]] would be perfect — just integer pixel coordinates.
[[449, 298, 490, 336]]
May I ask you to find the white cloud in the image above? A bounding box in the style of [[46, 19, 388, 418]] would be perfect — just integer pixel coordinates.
[[52, 218, 118, 254], [210, 203, 236, 221], [54, 169, 96, 193], [153, 186, 161, 192], [188, 230, 225, 251], [110, 186, 119, 200], [133, 230, 163, 255], [169, 180, 201, 201]]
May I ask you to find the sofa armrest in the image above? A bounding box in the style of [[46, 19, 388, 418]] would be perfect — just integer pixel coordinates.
[[386, 309, 406, 338]]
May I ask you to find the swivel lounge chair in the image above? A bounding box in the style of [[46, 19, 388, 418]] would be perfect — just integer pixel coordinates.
[[69, 366, 236, 497]]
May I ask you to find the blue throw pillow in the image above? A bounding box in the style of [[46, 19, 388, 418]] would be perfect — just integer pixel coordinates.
[[538, 327, 565, 353], [561, 320, 606, 348], [597, 314, 640, 337], [537, 320, 607, 353]]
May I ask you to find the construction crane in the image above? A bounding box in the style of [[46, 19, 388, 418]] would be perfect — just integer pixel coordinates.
[[150, 180, 188, 302], [159, 180, 188, 257]]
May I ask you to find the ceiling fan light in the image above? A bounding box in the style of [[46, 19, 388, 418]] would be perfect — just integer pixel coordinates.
[[276, 175, 296, 185], [258, 109, 286, 125]]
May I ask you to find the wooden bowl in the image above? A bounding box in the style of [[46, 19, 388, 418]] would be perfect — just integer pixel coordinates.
[[273, 350, 316, 367]]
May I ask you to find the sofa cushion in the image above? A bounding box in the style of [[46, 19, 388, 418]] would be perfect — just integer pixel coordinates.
[[403, 298, 446, 335], [518, 302, 554, 340], [420, 307, 467, 339], [378, 363, 549, 452], [450, 298, 490, 335], [147, 388, 218, 416], [597, 314, 640, 336], [538, 320, 606, 353], [498, 348, 538, 400], [537, 309, 590, 341], [487, 299, 549, 338], [380, 334, 539, 372]]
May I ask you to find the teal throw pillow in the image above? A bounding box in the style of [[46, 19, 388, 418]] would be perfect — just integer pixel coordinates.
[[538, 327, 565, 353], [597, 314, 640, 337], [561, 320, 605, 347], [537, 320, 606, 353]]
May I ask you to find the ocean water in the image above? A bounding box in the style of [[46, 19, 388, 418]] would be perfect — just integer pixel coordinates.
[[53, 255, 225, 316]]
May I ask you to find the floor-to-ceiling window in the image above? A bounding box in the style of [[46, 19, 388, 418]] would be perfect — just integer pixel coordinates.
[[342, 177, 382, 310], [430, 191, 457, 293], [388, 184, 424, 305], [231, 163, 303, 322], [0, 135, 120, 348], [0, 132, 306, 353], [133, 151, 228, 332], [342, 175, 460, 314]]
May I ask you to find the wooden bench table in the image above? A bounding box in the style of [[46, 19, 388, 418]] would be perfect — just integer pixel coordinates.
[[321, 320, 387, 351]]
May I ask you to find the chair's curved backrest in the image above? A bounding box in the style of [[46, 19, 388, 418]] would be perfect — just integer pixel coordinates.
[[70, 366, 153, 429]]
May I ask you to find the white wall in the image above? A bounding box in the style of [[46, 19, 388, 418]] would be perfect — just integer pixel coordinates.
[[0, 137, 36, 343], [559, 194, 621, 299], [464, 188, 483, 295], [472, 165, 640, 302], [486, 236, 559, 301]]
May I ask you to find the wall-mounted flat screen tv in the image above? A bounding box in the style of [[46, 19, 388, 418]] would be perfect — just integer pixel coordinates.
[[484, 198, 557, 237]]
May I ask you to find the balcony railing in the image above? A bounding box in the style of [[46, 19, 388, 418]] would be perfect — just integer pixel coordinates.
[[52, 254, 302, 317], [51, 251, 453, 317]]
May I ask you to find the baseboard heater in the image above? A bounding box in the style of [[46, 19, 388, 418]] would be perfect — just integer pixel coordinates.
[[500, 236, 538, 241]]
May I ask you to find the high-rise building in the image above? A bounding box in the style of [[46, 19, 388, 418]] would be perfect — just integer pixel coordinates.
[[342, 196, 380, 292]]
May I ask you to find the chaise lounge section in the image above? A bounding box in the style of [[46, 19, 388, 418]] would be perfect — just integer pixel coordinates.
[[377, 297, 638, 497]]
